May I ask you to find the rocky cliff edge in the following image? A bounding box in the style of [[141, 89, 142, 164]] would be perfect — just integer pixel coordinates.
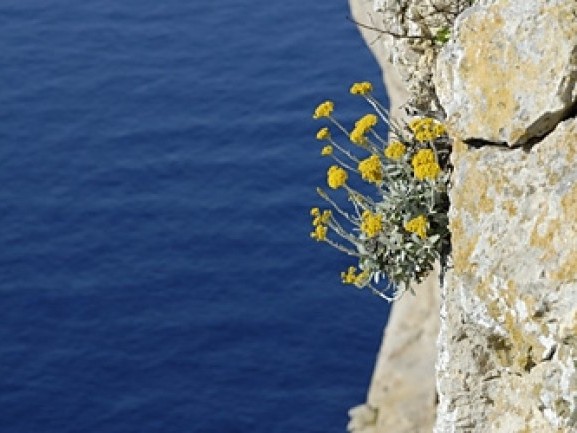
[[347, 0, 577, 432]]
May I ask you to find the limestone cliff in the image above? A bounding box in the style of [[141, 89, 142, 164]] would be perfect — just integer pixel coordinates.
[[348, 0, 577, 432], [435, 1, 577, 431]]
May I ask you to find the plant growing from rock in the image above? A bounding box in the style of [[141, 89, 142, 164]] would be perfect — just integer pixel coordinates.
[[350, 0, 477, 111], [310, 82, 451, 301]]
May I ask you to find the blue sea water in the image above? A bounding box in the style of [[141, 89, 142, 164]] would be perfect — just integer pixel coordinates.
[[0, 1, 391, 432]]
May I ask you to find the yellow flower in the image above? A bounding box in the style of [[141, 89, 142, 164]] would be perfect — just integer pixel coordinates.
[[316, 127, 330, 140], [412, 149, 441, 180], [341, 266, 358, 284], [412, 149, 435, 165], [354, 269, 370, 286], [327, 165, 348, 189], [310, 224, 327, 241], [355, 114, 377, 130], [361, 210, 382, 238], [341, 266, 370, 287], [415, 162, 441, 180], [358, 154, 382, 184], [349, 127, 368, 145], [350, 81, 373, 95], [350, 114, 377, 145], [384, 141, 406, 160], [310, 208, 331, 242], [321, 210, 332, 224], [321, 145, 333, 156], [408, 117, 446, 142], [433, 123, 446, 137], [404, 215, 428, 239], [313, 101, 334, 119]]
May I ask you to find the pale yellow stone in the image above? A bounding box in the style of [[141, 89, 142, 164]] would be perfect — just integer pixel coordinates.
[[435, 0, 577, 146], [436, 119, 577, 432]]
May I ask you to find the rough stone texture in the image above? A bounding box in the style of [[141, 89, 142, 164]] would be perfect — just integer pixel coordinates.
[[435, 118, 577, 433], [368, 0, 474, 112], [435, 0, 577, 147], [348, 264, 441, 433], [434, 1, 577, 431]]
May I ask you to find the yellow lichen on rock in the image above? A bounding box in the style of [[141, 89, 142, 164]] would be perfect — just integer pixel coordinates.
[[439, 117, 577, 432], [435, 0, 577, 146]]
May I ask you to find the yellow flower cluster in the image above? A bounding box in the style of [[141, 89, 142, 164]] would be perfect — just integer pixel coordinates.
[[412, 149, 441, 180], [358, 154, 382, 184], [361, 210, 383, 238], [408, 117, 446, 143], [310, 207, 331, 241], [311, 225, 327, 241], [309, 87, 452, 298], [341, 266, 370, 286], [327, 165, 348, 189], [316, 127, 330, 140], [350, 128, 367, 145], [349, 81, 373, 95], [350, 114, 377, 145], [404, 215, 428, 239], [357, 114, 377, 130], [313, 101, 334, 119], [384, 140, 406, 160]]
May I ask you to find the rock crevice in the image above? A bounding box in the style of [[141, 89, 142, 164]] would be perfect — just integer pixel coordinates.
[[436, 1, 577, 431]]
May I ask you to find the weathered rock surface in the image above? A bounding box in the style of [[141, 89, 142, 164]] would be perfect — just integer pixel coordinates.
[[369, 0, 473, 111], [434, 1, 577, 431], [435, 0, 577, 146], [436, 118, 577, 432], [348, 264, 440, 433]]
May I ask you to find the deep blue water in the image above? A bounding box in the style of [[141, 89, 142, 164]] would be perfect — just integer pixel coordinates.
[[0, 1, 391, 432]]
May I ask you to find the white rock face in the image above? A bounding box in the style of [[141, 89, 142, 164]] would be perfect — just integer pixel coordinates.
[[433, 2, 577, 430], [357, 0, 472, 111], [435, 0, 577, 146], [434, 0, 577, 426], [435, 118, 577, 433], [348, 265, 441, 433]]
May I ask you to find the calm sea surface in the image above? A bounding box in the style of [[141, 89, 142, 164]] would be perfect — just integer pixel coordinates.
[[0, 1, 391, 431]]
